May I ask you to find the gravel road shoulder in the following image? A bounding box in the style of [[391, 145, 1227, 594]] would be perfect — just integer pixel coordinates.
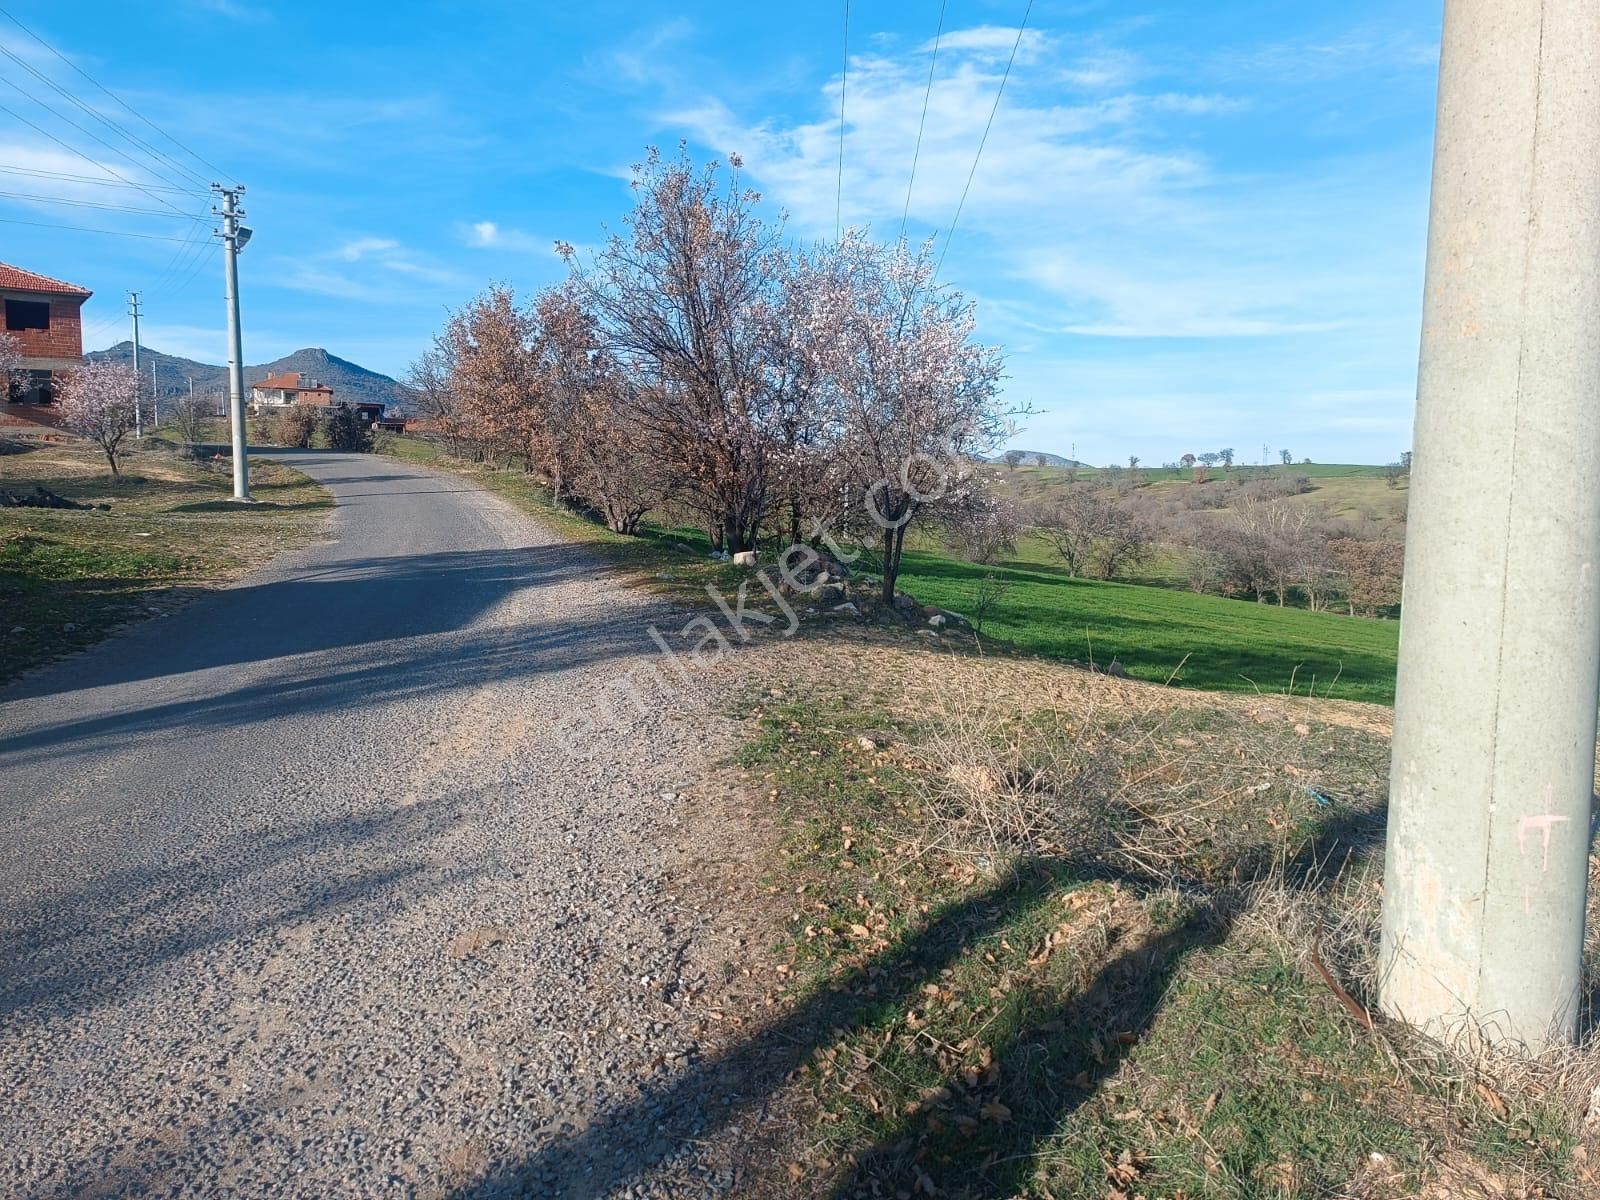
[[0, 453, 795, 1200]]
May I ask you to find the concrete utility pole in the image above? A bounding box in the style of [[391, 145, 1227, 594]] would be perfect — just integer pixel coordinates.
[[127, 291, 142, 439], [150, 359, 158, 428], [213, 184, 251, 501], [1379, 0, 1600, 1051]]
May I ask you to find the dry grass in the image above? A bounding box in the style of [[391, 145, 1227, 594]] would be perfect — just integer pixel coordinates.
[[722, 636, 1598, 1198]]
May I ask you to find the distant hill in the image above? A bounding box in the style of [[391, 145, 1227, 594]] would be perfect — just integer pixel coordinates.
[[991, 450, 1081, 467], [86, 343, 414, 414]]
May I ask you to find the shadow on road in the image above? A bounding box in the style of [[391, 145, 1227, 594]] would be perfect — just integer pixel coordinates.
[[0, 544, 668, 769]]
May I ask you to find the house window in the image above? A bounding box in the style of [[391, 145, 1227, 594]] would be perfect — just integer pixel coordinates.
[[8, 370, 53, 404], [4, 299, 49, 331]]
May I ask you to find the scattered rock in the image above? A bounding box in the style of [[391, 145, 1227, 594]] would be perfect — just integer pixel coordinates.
[[812, 583, 845, 605], [446, 925, 512, 960], [1105, 660, 1130, 678], [674, 542, 695, 553], [830, 601, 861, 618], [731, 550, 757, 568], [855, 736, 877, 752], [893, 592, 919, 613]]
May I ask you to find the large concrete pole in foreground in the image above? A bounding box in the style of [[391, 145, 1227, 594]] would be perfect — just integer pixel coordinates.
[[1379, 0, 1600, 1050]]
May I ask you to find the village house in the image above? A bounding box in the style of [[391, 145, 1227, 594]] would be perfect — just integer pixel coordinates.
[[249, 371, 335, 409], [0, 261, 91, 412], [249, 371, 385, 426]]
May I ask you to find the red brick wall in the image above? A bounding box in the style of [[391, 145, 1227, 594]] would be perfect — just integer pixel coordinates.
[[4, 293, 86, 362]]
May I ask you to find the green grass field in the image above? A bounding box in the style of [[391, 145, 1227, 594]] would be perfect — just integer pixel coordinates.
[[895, 549, 1399, 704], [383, 437, 1401, 705]]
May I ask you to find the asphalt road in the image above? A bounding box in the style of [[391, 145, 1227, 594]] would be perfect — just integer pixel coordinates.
[[0, 452, 752, 1199]]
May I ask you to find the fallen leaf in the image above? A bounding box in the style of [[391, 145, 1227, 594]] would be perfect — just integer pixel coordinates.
[[1475, 1081, 1510, 1120], [980, 1101, 1012, 1124]]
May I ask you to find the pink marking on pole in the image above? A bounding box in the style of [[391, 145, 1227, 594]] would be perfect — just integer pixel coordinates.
[[1517, 815, 1570, 871]]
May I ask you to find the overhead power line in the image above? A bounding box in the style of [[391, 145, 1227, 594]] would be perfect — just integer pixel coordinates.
[[0, 4, 231, 182], [0, 95, 196, 217], [0, 41, 210, 190], [0, 74, 197, 211], [900, 0, 948, 244], [0, 188, 210, 219], [0, 164, 202, 193], [937, 0, 1034, 276], [0, 215, 201, 241], [835, 0, 849, 241]]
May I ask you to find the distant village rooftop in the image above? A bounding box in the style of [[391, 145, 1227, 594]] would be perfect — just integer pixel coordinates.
[[250, 371, 336, 408]]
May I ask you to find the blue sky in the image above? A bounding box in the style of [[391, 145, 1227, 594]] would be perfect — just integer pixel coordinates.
[[3, 0, 1442, 464]]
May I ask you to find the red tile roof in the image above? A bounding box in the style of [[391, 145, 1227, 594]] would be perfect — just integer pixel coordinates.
[[0, 262, 92, 298], [253, 371, 333, 395]]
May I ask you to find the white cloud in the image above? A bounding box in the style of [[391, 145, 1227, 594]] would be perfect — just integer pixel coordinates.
[[334, 237, 400, 262], [630, 15, 1436, 461], [660, 24, 1423, 346], [272, 236, 467, 302], [921, 26, 1049, 64], [463, 220, 556, 256]]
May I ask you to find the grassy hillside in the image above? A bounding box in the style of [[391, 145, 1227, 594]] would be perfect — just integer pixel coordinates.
[[383, 438, 1401, 704], [996, 461, 1409, 533], [895, 549, 1398, 704]]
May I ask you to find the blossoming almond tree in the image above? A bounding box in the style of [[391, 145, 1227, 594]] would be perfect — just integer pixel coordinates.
[[562, 144, 789, 554], [0, 330, 30, 402], [58, 360, 141, 476], [796, 234, 1008, 604]]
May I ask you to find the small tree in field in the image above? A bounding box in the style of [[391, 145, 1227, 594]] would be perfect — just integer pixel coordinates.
[[1330, 537, 1404, 616], [1004, 449, 1025, 470], [58, 361, 139, 475], [168, 389, 210, 446]]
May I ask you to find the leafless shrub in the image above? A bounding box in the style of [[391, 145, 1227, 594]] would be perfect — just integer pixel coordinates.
[[967, 570, 1013, 636]]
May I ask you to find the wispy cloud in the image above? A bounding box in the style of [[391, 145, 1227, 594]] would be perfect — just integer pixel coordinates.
[[273, 235, 467, 302], [185, 0, 272, 23], [660, 23, 1425, 346], [462, 220, 557, 256]]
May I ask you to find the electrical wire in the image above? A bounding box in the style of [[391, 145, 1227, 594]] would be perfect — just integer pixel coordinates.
[[0, 93, 196, 217], [0, 41, 211, 190], [0, 215, 200, 241], [0, 188, 209, 219], [899, 0, 947, 245], [937, 0, 1033, 276], [835, 0, 849, 241], [0, 164, 201, 192], [0, 4, 231, 182]]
